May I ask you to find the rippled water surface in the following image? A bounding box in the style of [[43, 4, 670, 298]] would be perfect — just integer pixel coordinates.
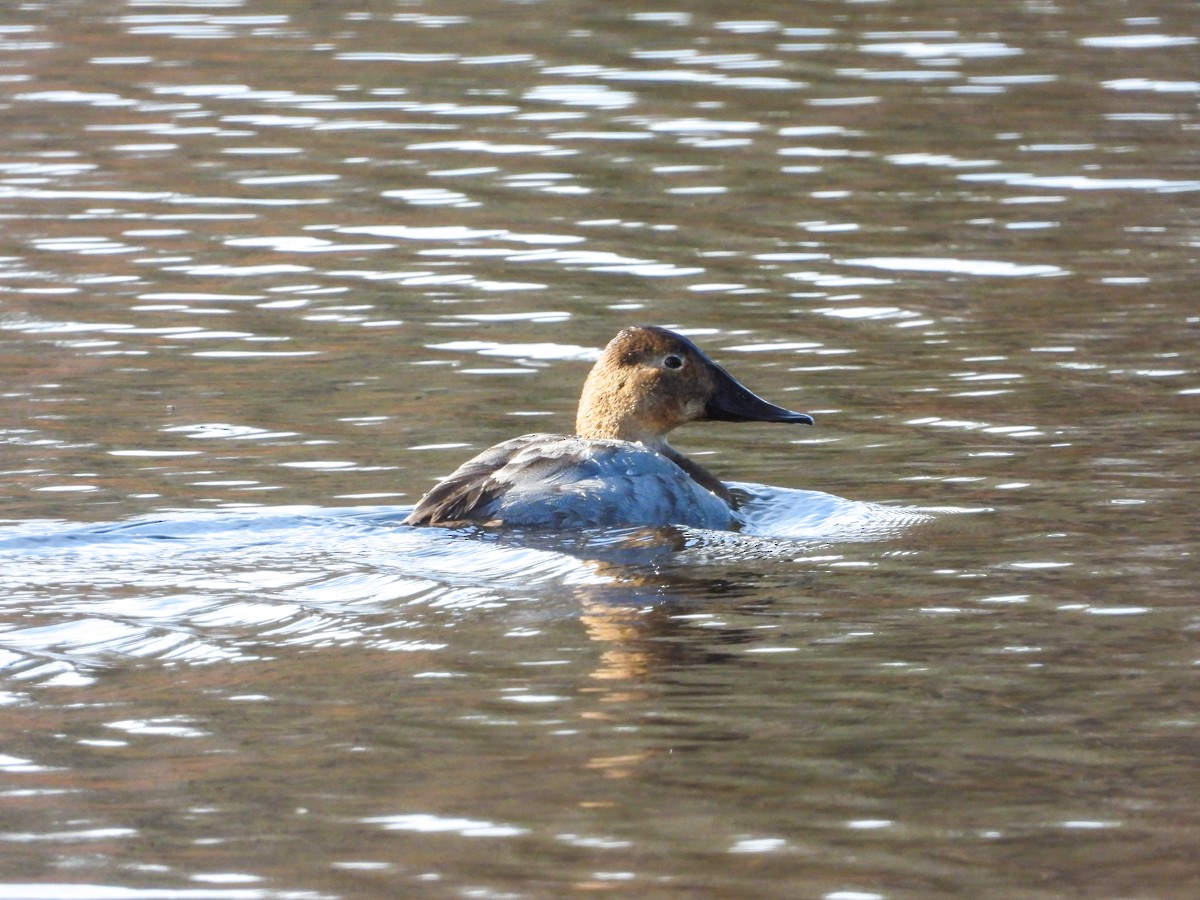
[[1, 1, 1197, 897]]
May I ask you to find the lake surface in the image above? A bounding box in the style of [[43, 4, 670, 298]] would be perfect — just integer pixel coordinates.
[[1, 1, 1197, 897]]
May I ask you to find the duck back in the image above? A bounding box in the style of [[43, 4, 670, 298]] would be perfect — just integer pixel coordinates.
[[404, 434, 733, 530]]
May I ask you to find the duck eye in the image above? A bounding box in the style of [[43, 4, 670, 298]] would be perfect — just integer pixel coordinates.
[[663, 354, 684, 370]]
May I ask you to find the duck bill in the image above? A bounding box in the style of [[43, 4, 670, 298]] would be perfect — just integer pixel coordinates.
[[703, 364, 814, 425]]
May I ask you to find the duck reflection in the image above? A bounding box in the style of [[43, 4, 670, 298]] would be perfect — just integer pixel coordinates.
[[486, 523, 814, 686]]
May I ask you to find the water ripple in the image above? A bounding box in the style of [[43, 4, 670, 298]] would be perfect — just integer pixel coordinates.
[[0, 483, 938, 682]]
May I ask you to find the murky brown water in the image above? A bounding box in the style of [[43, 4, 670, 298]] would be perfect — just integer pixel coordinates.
[[1, 1, 1197, 897]]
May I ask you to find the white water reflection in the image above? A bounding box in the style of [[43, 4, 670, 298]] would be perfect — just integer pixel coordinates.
[[843, 257, 1067, 278], [429, 340, 596, 362], [959, 172, 1200, 193], [886, 152, 997, 169], [525, 84, 637, 109], [363, 813, 528, 838], [0, 887, 321, 900], [860, 41, 1023, 59], [225, 237, 391, 253], [1103, 77, 1200, 93], [339, 225, 582, 244], [1081, 35, 1197, 49]]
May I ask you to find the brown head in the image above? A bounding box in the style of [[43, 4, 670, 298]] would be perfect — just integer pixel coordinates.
[[575, 325, 813, 447]]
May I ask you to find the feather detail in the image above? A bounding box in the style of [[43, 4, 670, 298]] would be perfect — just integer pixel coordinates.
[[404, 435, 733, 529]]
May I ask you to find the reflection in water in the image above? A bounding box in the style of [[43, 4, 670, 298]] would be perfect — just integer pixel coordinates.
[[0, 0, 1197, 897]]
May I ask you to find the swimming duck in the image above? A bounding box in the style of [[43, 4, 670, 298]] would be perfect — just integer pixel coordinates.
[[404, 325, 813, 530]]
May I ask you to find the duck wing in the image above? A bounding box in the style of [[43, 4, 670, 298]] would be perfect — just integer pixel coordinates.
[[403, 434, 558, 526]]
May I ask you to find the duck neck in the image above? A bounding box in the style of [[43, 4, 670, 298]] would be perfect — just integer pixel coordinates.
[[575, 374, 640, 442]]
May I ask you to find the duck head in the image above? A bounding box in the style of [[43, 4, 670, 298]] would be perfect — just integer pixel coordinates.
[[575, 325, 813, 447]]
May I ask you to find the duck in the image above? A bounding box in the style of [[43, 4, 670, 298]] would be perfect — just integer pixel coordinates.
[[404, 325, 813, 530]]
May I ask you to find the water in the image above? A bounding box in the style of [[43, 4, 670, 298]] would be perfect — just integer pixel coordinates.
[[1, 0, 1197, 897]]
